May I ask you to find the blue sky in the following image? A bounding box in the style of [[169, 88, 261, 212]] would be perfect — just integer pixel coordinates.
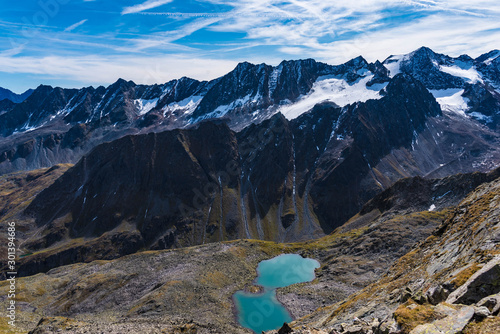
[[1, 0, 499, 93]]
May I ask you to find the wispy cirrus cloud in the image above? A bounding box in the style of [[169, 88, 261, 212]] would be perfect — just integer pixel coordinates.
[[64, 19, 88, 32], [1, 0, 499, 92], [198, 0, 500, 62], [122, 0, 174, 15]]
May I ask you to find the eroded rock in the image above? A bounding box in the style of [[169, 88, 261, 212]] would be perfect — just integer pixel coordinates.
[[476, 293, 500, 315], [446, 257, 500, 305]]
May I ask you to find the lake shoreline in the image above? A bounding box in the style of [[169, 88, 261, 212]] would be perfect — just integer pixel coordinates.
[[232, 253, 320, 333]]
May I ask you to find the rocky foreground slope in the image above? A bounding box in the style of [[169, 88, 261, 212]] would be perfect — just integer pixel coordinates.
[[0, 169, 499, 333], [283, 172, 500, 334]]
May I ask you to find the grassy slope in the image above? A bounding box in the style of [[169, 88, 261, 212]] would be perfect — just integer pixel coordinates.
[[0, 164, 72, 225]]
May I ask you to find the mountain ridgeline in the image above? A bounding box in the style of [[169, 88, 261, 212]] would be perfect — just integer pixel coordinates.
[[1, 47, 499, 176]]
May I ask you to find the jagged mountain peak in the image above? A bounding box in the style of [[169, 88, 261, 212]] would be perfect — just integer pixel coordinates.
[[412, 45, 437, 56], [109, 78, 136, 89], [379, 47, 500, 130], [235, 60, 254, 67], [385, 72, 423, 93], [176, 76, 201, 84], [231, 61, 271, 75], [31, 84, 56, 95], [346, 55, 369, 67], [457, 54, 474, 62], [277, 58, 321, 68]]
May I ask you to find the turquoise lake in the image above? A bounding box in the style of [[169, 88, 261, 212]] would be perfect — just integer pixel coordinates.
[[233, 254, 320, 333]]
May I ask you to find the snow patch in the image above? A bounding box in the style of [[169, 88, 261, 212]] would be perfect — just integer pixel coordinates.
[[280, 75, 387, 120], [383, 54, 408, 77], [439, 64, 483, 84], [134, 98, 159, 116], [428, 204, 436, 212], [430, 89, 469, 116], [469, 112, 493, 123], [268, 65, 283, 96], [163, 95, 203, 116], [195, 93, 261, 120]]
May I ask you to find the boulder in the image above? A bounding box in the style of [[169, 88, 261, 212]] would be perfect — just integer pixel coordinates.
[[278, 322, 293, 334], [476, 293, 500, 315], [344, 324, 364, 334], [433, 303, 458, 317], [446, 257, 500, 305], [410, 324, 441, 334], [433, 305, 474, 334], [426, 285, 450, 305], [377, 319, 399, 334], [410, 305, 474, 334], [473, 306, 491, 319]]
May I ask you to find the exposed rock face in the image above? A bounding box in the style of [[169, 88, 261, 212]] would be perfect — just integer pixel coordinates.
[[189, 57, 371, 125], [396, 47, 467, 90], [354, 168, 500, 219], [309, 74, 442, 231], [409, 305, 475, 334], [447, 258, 500, 305], [0, 78, 211, 175], [0, 86, 78, 137], [278, 322, 293, 334], [476, 293, 500, 315], [0, 99, 15, 115], [24, 121, 240, 246]]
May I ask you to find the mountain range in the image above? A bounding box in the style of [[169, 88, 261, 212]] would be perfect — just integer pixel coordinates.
[[1, 46, 500, 271], [0, 46, 500, 333], [1, 47, 499, 175]]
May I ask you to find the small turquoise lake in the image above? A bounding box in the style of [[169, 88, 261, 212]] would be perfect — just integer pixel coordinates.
[[233, 254, 320, 333]]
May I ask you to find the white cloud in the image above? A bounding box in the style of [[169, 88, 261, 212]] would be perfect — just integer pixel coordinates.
[[0, 44, 25, 57], [316, 14, 500, 64], [279, 47, 306, 55], [64, 19, 88, 32], [0, 54, 237, 86], [122, 0, 174, 15]]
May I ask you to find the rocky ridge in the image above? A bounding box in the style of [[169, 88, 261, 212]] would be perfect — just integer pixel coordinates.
[[280, 172, 500, 334]]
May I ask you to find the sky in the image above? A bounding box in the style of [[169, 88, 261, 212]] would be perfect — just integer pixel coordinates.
[[0, 0, 499, 93]]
